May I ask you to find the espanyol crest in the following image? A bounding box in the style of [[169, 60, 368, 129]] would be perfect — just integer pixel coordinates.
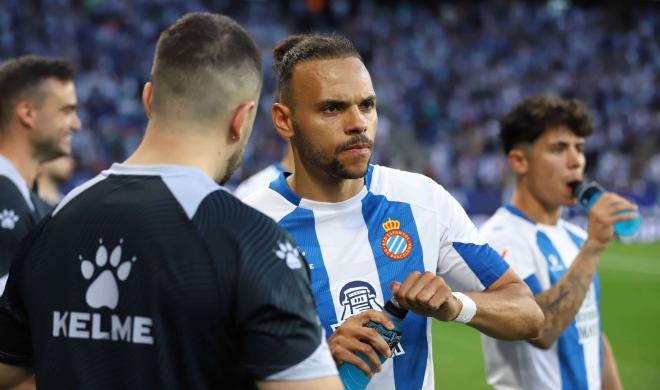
[[381, 218, 413, 260]]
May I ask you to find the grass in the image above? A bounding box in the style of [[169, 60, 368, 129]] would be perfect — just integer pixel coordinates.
[[432, 242, 660, 389]]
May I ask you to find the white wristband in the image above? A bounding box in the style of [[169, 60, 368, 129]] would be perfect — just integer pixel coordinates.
[[451, 292, 477, 324]]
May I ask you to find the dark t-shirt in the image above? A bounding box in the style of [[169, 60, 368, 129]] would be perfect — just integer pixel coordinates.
[[0, 164, 334, 389]]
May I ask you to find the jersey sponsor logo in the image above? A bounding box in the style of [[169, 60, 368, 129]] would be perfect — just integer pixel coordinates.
[[575, 285, 600, 342], [0, 209, 19, 230], [547, 253, 565, 273], [52, 238, 154, 345], [381, 218, 413, 260], [332, 280, 405, 356], [274, 240, 303, 269]]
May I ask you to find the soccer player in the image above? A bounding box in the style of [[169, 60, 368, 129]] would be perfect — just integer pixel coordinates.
[[0, 56, 80, 293], [244, 34, 544, 389], [234, 144, 293, 199], [0, 14, 340, 390], [480, 96, 631, 389]]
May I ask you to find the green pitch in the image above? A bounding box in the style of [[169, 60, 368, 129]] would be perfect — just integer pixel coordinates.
[[432, 242, 660, 389]]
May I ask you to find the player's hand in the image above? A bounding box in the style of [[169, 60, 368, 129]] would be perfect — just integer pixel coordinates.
[[586, 193, 638, 249], [391, 271, 462, 321], [327, 310, 394, 377]]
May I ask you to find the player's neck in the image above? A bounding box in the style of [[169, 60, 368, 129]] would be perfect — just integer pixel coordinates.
[[0, 134, 40, 188], [124, 121, 229, 183], [288, 163, 364, 203], [511, 186, 561, 225], [279, 145, 295, 173]]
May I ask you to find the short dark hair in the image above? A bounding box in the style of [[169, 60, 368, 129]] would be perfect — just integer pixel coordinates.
[[273, 34, 362, 105], [0, 55, 74, 129], [499, 95, 594, 154], [150, 13, 262, 120]]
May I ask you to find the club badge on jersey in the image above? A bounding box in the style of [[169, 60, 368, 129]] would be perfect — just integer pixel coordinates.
[[381, 219, 413, 260]]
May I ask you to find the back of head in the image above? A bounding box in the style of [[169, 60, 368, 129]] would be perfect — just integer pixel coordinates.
[[273, 34, 362, 106], [150, 13, 262, 125], [499, 95, 594, 154], [0, 56, 74, 131]]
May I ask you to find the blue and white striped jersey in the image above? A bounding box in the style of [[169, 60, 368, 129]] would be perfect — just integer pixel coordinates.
[[234, 163, 286, 200], [245, 164, 510, 389], [480, 205, 601, 390]]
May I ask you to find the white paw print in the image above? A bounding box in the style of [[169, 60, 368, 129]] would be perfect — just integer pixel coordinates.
[[0, 209, 19, 230], [275, 240, 303, 269], [80, 238, 137, 310]]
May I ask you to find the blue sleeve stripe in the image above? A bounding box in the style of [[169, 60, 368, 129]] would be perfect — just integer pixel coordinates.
[[452, 242, 510, 288], [523, 274, 543, 295]]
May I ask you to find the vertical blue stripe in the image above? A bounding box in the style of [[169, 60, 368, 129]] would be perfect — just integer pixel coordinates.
[[364, 164, 375, 189], [361, 192, 427, 390], [564, 227, 585, 248], [536, 231, 588, 390], [278, 208, 337, 336], [566, 226, 603, 376]]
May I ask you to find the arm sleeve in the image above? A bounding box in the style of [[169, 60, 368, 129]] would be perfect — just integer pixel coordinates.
[[481, 227, 542, 295], [193, 191, 335, 381], [236, 218, 336, 380], [435, 188, 510, 292]]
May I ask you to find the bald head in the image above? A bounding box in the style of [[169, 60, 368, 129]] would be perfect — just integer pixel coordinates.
[[149, 13, 262, 125]]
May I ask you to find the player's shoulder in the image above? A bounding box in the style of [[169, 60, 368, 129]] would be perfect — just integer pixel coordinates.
[[0, 175, 31, 210], [480, 206, 536, 243], [242, 175, 299, 223], [560, 218, 587, 240], [367, 164, 451, 208], [234, 164, 282, 200], [196, 187, 280, 229]]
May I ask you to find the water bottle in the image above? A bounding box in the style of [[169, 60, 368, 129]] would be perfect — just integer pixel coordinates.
[[572, 181, 641, 237], [338, 298, 408, 390]]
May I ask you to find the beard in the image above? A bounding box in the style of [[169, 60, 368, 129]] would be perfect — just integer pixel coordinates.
[[291, 120, 372, 180]]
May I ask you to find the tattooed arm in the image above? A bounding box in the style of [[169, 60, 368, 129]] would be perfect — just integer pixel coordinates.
[[529, 193, 637, 349], [528, 242, 602, 349]]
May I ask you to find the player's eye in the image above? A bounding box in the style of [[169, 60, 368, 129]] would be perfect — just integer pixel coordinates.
[[323, 104, 341, 113]]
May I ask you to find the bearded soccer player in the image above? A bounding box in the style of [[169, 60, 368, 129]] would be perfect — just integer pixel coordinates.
[[0, 56, 80, 294], [0, 14, 340, 390], [244, 34, 544, 389], [479, 96, 630, 390]]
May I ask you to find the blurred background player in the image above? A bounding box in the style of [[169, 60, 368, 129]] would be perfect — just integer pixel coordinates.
[[0, 13, 340, 390], [234, 144, 293, 199], [0, 56, 80, 293], [37, 155, 76, 206], [480, 96, 633, 390], [245, 33, 543, 390]]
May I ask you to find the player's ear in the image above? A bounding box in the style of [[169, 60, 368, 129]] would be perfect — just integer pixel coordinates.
[[228, 101, 256, 144], [15, 100, 36, 130], [142, 82, 153, 119], [272, 102, 294, 140], [508, 148, 529, 175]]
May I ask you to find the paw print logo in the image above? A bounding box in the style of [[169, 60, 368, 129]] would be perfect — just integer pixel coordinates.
[[0, 209, 19, 230], [80, 238, 137, 310], [275, 240, 303, 270]]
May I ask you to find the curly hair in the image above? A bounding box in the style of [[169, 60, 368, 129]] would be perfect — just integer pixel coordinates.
[[499, 95, 594, 153]]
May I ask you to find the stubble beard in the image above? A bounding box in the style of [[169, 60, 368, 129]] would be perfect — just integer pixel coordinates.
[[291, 120, 371, 180]]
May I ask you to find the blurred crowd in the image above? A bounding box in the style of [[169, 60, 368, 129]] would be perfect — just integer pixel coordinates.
[[1, 0, 658, 213]]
